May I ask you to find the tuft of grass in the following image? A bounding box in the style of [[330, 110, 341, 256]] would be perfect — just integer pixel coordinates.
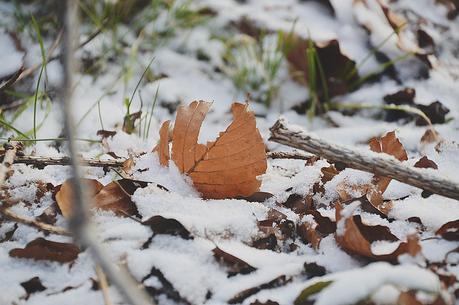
[[345, 22, 407, 82], [144, 84, 160, 140], [123, 57, 155, 135], [0, 118, 30, 140], [223, 33, 284, 106], [302, 34, 330, 119], [350, 52, 414, 90]]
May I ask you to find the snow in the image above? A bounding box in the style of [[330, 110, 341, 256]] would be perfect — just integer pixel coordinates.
[[0, 30, 23, 79], [0, 0, 458, 304], [315, 263, 441, 305]]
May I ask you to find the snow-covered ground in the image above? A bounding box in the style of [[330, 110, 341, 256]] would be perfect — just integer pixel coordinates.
[[0, 0, 458, 304]]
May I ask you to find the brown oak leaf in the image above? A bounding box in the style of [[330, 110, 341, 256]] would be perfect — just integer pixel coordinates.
[[155, 120, 170, 167], [158, 101, 267, 199], [285, 36, 358, 98], [369, 131, 408, 193], [56, 179, 147, 218], [55, 179, 103, 218]]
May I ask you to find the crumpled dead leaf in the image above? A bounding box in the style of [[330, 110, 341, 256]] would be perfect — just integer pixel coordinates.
[[436, 220, 459, 241], [157, 101, 267, 199], [414, 156, 438, 170], [369, 130, 408, 193], [335, 201, 421, 261], [141, 215, 193, 248], [56, 178, 147, 218], [213, 246, 256, 277], [284, 35, 358, 98], [155, 120, 170, 167], [55, 179, 103, 218], [20, 277, 46, 299], [298, 209, 336, 250], [303, 262, 327, 278], [229, 275, 291, 304], [9, 238, 80, 263]]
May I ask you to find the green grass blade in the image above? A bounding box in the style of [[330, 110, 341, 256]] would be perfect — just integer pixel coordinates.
[[0, 118, 30, 139], [145, 84, 160, 139]]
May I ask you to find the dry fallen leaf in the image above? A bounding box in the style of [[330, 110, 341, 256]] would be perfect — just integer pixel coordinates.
[[414, 156, 438, 169], [157, 120, 170, 167], [229, 275, 291, 304], [213, 247, 257, 277], [55, 179, 103, 218], [56, 178, 147, 218], [285, 36, 358, 98], [142, 215, 192, 240], [9, 238, 80, 263], [158, 101, 267, 199], [335, 201, 420, 261], [20, 277, 46, 299], [369, 131, 408, 193], [436, 220, 459, 241], [298, 220, 322, 250], [93, 179, 144, 216]]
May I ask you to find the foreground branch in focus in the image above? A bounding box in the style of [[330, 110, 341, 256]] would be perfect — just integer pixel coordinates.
[[269, 118, 459, 201]]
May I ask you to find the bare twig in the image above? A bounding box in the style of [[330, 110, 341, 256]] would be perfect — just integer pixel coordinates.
[[13, 155, 125, 168], [10, 151, 314, 167], [59, 2, 152, 305], [0, 141, 70, 235], [267, 151, 314, 161], [1, 208, 71, 235], [95, 265, 113, 305], [8, 151, 315, 167], [0, 141, 20, 184], [270, 118, 459, 201]]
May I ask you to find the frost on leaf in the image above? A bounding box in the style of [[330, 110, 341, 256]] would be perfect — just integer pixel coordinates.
[[335, 201, 420, 261], [158, 100, 267, 199]]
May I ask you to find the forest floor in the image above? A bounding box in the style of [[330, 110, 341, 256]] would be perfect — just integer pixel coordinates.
[[0, 0, 458, 305]]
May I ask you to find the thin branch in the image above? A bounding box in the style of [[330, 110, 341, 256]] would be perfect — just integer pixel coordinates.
[[0, 141, 70, 235], [269, 118, 459, 201], [8, 151, 315, 167], [267, 151, 314, 161], [1, 208, 71, 235], [12, 155, 125, 168], [0, 141, 20, 185], [95, 264, 113, 305], [59, 2, 152, 305]]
